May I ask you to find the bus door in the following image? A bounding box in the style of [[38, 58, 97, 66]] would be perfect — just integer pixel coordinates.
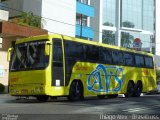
[[52, 38, 64, 86]]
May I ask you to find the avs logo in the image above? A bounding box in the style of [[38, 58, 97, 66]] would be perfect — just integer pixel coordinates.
[[87, 64, 124, 93]]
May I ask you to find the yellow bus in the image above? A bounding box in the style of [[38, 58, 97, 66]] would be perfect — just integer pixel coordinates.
[[8, 34, 156, 101]]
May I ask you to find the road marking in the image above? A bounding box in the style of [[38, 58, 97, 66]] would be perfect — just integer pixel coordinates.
[[122, 105, 160, 113], [72, 106, 106, 114]]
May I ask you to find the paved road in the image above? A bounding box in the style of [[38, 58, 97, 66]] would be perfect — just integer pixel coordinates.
[[0, 94, 160, 120]]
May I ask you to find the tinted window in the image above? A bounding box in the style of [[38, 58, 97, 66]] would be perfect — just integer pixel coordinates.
[[86, 45, 99, 61], [99, 48, 112, 64], [11, 41, 48, 71], [145, 56, 153, 68], [53, 40, 63, 62], [135, 55, 144, 67], [65, 41, 84, 60], [112, 51, 123, 65], [124, 52, 134, 66]]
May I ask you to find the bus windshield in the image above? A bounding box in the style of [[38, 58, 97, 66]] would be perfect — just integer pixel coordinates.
[[10, 40, 49, 71]]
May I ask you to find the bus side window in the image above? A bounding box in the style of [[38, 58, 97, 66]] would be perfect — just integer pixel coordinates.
[[112, 51, 124, 65], [65, 41, 84, 60], [99, 48, 112, 64], [135, 55, 145, 67], [144, 56, 153, 68], [86, 45, 99, 62], [53, 39, 63, 66], [124, 52, 134, 66]]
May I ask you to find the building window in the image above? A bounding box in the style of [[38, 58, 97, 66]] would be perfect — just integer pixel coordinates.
[[121, 31, 134, 48], [122, 0, 142, 29], [121, 0, 154, 32], [142, 0, 154, 32], [121, 31, 153, 51], [102, 0, 116, 27], [76, 14, 88, 26], [77, 0, 88, 5], [102, 30, 115, 45]]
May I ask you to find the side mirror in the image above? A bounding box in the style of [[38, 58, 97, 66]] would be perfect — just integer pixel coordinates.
[[7, 48, 13, 62], [45, 41, 51, 56]]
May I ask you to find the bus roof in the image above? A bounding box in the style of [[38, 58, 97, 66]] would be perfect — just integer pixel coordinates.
[[15, 34, 153, 57]]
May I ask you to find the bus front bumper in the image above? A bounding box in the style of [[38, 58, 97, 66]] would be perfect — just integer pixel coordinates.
[[9, 84, 45, 96]]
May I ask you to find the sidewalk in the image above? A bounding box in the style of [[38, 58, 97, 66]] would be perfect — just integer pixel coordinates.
[[0, 94, 15, 103]]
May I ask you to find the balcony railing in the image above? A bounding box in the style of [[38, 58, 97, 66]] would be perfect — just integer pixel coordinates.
[[77, 0, 88, 5], [76, 24, 94, 39], [76, 1, 94, 17]]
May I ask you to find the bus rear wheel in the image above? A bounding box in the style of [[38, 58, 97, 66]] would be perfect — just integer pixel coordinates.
[[125, 82, 134, 97], [134, 82, 142, 97], [107, 94, 118, 98], [36, 95, 49, 102], [68, 81, 83, 101]]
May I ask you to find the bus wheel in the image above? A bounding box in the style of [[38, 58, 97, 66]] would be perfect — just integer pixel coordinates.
[[36, 95, 49, 102], [68, 81, 83, 101], [125, 82, 134, 97], [107, 94, 118, 98], [134, 82, 142, 97], [97, 95, 106, 99]]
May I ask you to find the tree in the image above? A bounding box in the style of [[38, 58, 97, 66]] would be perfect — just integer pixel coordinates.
[[102, 30, 115, 45], [122, 21, 135, 28], [10, 11, 45, 28], [121, 21, 135, 48], [102, 22, 115, 45]]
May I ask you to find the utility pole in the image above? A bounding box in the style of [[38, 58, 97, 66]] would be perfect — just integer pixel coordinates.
[[80, 14, 83, 39]]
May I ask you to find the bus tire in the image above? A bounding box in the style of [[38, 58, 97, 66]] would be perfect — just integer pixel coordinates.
[[134, 81, 142, 97], [107, 94, 118, 98], [97, 95, 106, 99], [125, 81, 134, 97], [68, 81, 83, 101], [36, 95, 49, 102]]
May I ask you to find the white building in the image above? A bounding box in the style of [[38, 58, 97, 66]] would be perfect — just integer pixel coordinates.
[[2, 0, 76, 37]]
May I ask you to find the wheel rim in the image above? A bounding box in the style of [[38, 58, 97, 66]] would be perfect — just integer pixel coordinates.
[[126, 82, 134, 97], [128, 84, 134, 94], [136, 83, 142, 96], [70, 81, 82, 100], [73, 82, 80, 97]]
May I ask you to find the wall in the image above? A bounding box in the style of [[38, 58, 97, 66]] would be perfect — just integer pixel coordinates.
[[90, 0, 100, 42], [0, 21, 48, 93], [2, 0, 23, 17], [154, 55, 160, 68], [22, 0, 42, 17], [2, 0, 76, 37], [41, 0, 76, 37], [0, 38, 12, 92], [155, 0, 160, 56]]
